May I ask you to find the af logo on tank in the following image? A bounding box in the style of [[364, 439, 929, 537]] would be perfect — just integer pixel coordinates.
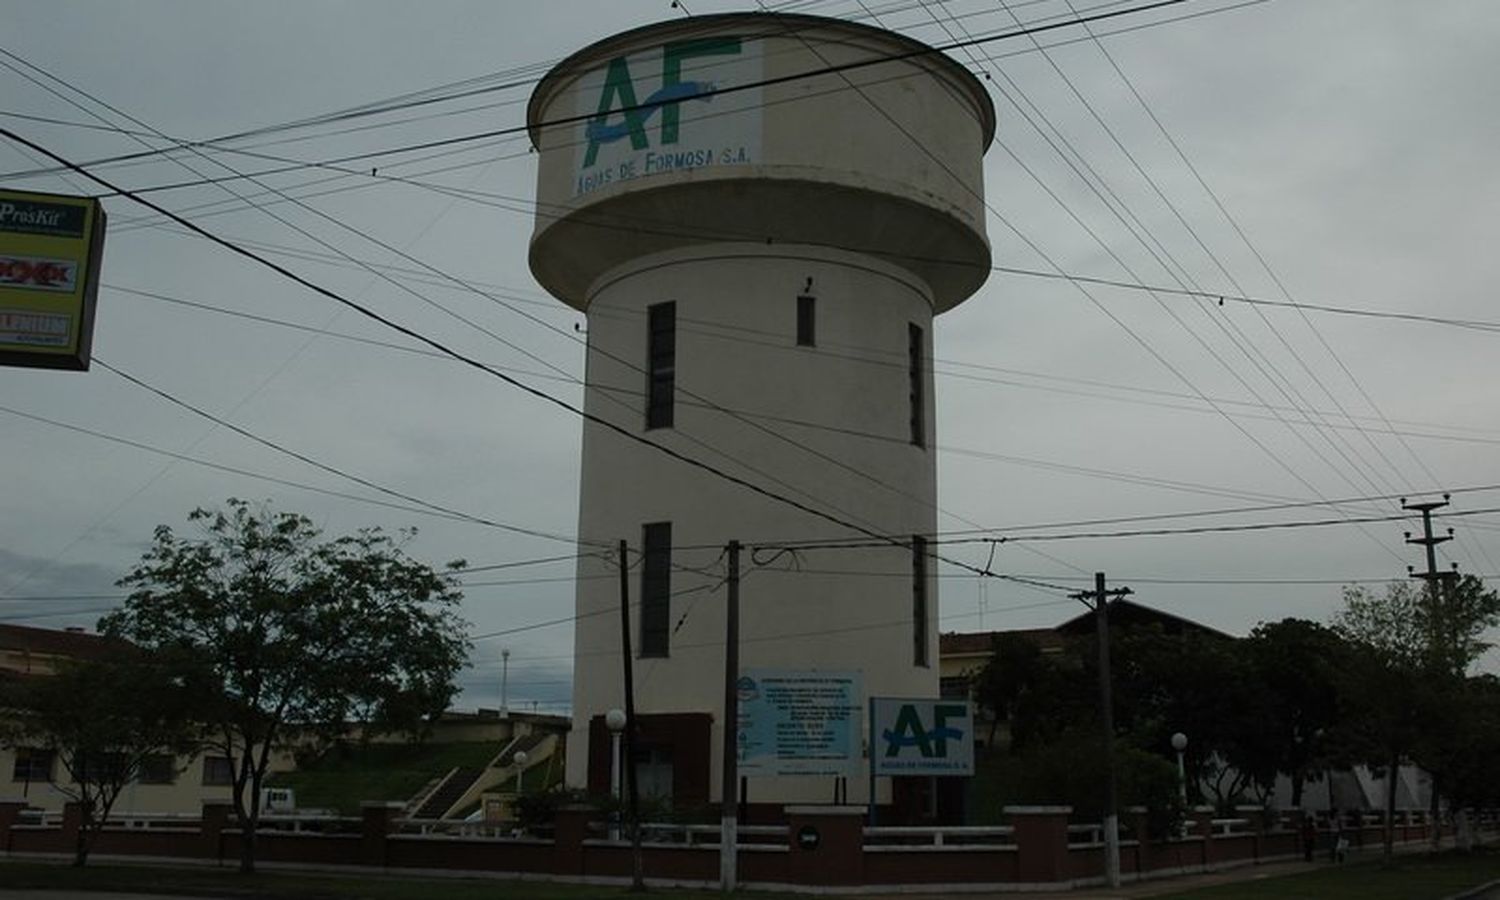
[[573, 37, 762, 196]]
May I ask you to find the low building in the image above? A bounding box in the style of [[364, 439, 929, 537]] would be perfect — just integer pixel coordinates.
[[0, 622, 264, 815]]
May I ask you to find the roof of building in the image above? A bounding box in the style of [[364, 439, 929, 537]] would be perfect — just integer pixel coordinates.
[[1054, 598, 1234, 640], [939, 627, 1065, 657], [0, 623, 119, 662], [940, 600, 1232, 663]]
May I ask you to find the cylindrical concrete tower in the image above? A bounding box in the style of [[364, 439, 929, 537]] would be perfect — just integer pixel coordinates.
[[527, 13, 993, 807]]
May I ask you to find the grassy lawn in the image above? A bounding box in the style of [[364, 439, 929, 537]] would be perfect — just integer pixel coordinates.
[[0, 860, 785, 900], [267, 742, 502, 816], [1155, 849, 1500, 899]]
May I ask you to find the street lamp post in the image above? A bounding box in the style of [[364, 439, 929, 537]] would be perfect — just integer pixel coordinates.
[[1171, 732, 1189, 805], [606, 707, 627, 840], [500, 648, 510, 718], [606, 708, 627, 800], [514, 750, 529, 796]]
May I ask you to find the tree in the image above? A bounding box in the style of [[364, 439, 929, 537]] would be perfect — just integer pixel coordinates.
[[0, 651, 198, 866], [1333, 578, 1500, 860], [1240, 619, 1349, 808], [1428, 675, 1500, 850], [1106, 626, 1262, 808], [101, 500, 470, 873], [971, 632, 1045, 750]]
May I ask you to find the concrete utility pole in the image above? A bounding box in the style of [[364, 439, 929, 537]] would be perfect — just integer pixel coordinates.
[[1403, 494, 1459, 672], [1072, 572, 1131, 890], [720, 540, 741, 892], [1402, 494, 1459, 852]]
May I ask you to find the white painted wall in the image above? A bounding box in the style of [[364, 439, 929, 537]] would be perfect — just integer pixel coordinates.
[[565, 244, 941, 803]]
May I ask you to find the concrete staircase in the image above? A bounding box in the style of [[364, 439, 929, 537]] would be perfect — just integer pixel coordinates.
[[412, 766, 485, 819]]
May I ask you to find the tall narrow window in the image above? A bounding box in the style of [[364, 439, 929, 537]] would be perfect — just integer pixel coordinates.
[[796, 294, 816, 347], [908, 323, 925, 447], [640, 522, 672, 657], [912, 535, 929, 667], [646, 302, 676, 429]]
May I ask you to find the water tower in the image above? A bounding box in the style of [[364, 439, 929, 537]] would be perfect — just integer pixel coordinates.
[[527, 13, 993, 808]]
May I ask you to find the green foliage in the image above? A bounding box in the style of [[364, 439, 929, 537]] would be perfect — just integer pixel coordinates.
[[267, 742, 500, 816], [1431, 675, 1500, 809], [1005, 729, 1184, 836], [512, 787, 591, 831], [1239, 619, 1349, 806], [1331, 578, 1500, 859], [1336, 577, 1500, 676], [971, 632, 1044, 749], [100, 499, 470, 871], [1, 650, 199, 865]]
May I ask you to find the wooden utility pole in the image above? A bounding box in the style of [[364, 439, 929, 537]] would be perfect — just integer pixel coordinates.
[[617, 540, 646, 892], [1072, 572, 1131, 890]]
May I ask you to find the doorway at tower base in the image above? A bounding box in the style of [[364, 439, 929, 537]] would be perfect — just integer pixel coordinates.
[[586, 712, 711, 811]]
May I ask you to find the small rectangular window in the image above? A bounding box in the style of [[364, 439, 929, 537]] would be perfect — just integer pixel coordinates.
[[202, 755, 234, 786], [913, 535, 929, 667], [79, 752, 127, 784], [12, 748, 53, 783], [908, 323, 925, 447], [939, 676, 971, 700], [640, 522, 672, 657], [796, 295, 816, 347], [137, 754, 177, 785], [646, 302, 676, 430]]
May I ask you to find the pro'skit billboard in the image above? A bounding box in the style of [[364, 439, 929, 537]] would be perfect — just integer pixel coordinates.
[[0, 189, 106, 371], [870, 697, 974, 776], [571, 36, 762, 197]]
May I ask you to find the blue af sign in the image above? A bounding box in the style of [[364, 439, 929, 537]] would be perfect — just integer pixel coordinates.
[[571, 38, 763, 197], [870, 698, 974, 776]]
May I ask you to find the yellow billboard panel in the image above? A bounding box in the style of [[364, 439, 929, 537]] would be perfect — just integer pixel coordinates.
[[0, 188, 106, 371]]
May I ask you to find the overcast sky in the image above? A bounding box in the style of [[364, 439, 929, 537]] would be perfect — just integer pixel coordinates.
[[3, 0, 1499, 713]]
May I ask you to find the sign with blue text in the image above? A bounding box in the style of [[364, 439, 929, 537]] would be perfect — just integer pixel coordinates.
[[571, 37, 762, 197], [737, 669, 861, 776], [870, 697, 974, 776]]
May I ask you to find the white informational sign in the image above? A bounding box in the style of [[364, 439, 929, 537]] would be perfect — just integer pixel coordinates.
[[870, 697, 975, 776], [737, 669, 862, 776], [571, 36, 763, 197]]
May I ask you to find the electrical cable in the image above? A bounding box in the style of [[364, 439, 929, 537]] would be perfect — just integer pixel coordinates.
[[94, 359, 597, 547], [112, 278, 1500, 450], [0, 0, 1190, 182], [981, 0, 1405, 512], [0, 402, 548, 532], [5, 129, 1004, 585]]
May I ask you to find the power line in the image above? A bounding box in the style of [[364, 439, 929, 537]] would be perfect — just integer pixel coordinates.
[[987, 0, 1407, 511], [31, 52, 918, 546], [94, 359, 593, 547], [6, 131, 1005, 583], [0, 403, 549, 531], [0, 1, 1190, 182], [111, 278, 1500, 454], [764, 0, 1408, 570], [763, 505, 1500, 547]]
